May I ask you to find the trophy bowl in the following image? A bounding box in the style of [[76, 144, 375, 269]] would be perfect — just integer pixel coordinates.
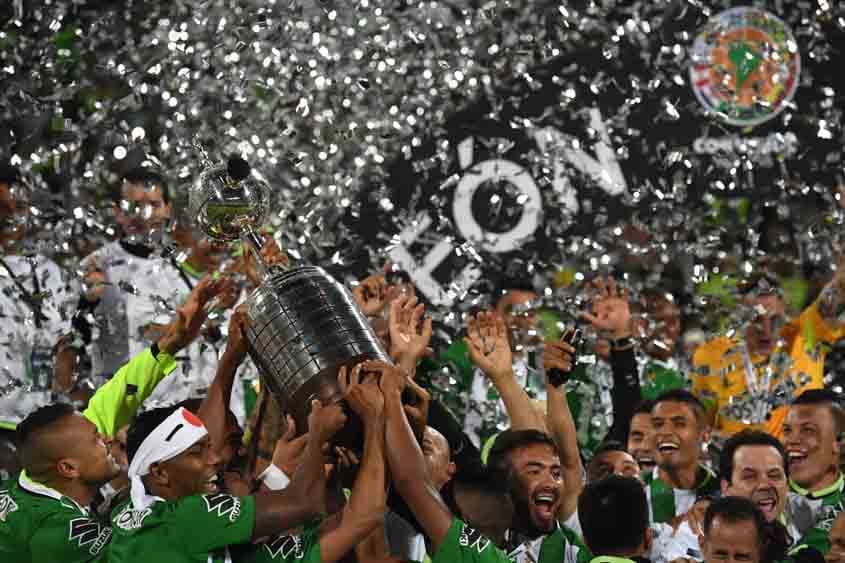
[[244, 265, 391, 445], [189, 161, 270, 241]]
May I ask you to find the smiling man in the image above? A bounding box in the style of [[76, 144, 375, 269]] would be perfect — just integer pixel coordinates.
[[628, 401, 657, 474], [643, 390, 719, 524], [657, 430, 793, 562], [783, 390, 845, 555]]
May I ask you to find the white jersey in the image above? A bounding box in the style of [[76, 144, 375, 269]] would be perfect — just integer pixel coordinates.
[[0, 254, 76, 424], [82, 241, 219, 410]]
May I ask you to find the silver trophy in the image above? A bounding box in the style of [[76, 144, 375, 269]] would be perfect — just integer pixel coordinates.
[[190, 158, 390, 435]]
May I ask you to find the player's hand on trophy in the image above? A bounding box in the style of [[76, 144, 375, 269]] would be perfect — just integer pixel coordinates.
[[222, 305, 249, 365], [271, 415, 308, 478], [307, 398, 347, 446], [243, 233, 289, 286], [339, 362, 385, 426]]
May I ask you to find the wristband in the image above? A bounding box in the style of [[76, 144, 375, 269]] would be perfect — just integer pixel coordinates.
[[259, 464, 291, 491]]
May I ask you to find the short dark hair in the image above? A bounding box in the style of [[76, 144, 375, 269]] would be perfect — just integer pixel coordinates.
[[579, 476, 649, 556], [634, 399, 655, 417], [653, 389, 707, 427], [704, 496, 766, 549], [0, 163, 21, 185], [16, 403, 76, 449], [587, 441, 630, 483], [720, 430, 788, 484], [126, 406, 180, 464], [15, 403, 77, 471], [791, 389, 845, 435], [486, 429, 558, 482]]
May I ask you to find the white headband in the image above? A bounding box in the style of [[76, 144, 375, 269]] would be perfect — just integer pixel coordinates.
[[128, 407, 208, 511]]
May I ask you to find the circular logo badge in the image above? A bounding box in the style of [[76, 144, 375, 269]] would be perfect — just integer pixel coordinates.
[[689, 7, 800, 128]]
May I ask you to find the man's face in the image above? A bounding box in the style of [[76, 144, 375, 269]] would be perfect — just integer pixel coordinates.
[[508, 443, 563, 536], [702, 517, 762, 563], [496, 290, 539, 345], [783, 404, 839, 490], [64, 414, 121, 485], [645, 298, 681, 360], [423, 427, 455, 491], [652, 401, 704, 471], [826, 512, 845, 563], [587, 449, 641, 483], [722, 445, 788, 523], [157, 435, 222, 499], [629, 413, 656, 473], [744, 294, 786, 358], [115, 180, 171, 239]]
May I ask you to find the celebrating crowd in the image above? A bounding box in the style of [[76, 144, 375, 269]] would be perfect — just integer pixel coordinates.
[[2, 160, 845, 563]]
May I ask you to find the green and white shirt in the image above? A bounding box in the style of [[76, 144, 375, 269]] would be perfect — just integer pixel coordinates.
[[0, 471, 111, 562], [108, 493, 256, 562], [230, 520, 322, 562], [505, 523, 592, 563], [643, 466, 720, 524], [787, 474, 845, 556]]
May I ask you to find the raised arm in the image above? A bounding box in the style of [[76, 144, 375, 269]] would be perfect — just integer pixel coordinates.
[[198, 305, 248, 456], [388, 293, 433, 378], [317, 362, 388, 563], [579, 276, 642, 443], [83, 275, 226, 437], [465, 311, 545, 431], [543, 338, 583, 521], [251, 398, 346, 540], [380, 361, 455, 552]]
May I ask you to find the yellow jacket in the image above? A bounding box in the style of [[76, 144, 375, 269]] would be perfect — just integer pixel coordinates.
[[691, 302, 842, 439]]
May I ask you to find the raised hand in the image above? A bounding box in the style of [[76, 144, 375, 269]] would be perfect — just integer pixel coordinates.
[[339, 362, 386, 425], [544, 338, 577, 376], [579, 276, 632, 339], [465, 311, 513, 381], [307, 398, 347, 446], [352, 266, 398, 318], [389, 293, 433, 367], [158, 274, 229, 354], [223, 304, 249, 364], [271, 415, 309, 478], [243, 234, 289, 286]]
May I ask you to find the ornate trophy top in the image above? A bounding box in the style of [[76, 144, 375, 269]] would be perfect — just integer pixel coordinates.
[[189, 156, 271, 242]]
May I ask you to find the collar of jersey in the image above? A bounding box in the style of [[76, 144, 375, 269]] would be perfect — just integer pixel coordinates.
[[506, 520, 561, 556], [18, 470, 87, 513], [649, 464, 716, 490], [789, 473, 844, 498], [590, 556, 637, 563]]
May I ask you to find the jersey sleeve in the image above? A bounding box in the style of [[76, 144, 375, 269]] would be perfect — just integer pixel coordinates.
[[82, 347, 178, 438], [231, 521, 322, 562], [175, 493, 256, 554], [28, 511, 112, 562], [430, 517, 511, 563]]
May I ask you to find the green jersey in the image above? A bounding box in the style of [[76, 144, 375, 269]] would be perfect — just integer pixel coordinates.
[[108, 493, 256, 562], [643, 465, 720, 524], [230, 520, 322, 562], [0, 472, 111, 562], [431, 518, 591, 563], [430, 518, 511, 563], [787, 474, 845, 556]]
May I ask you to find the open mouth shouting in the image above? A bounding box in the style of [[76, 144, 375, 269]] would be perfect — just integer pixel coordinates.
[[751, 490, 779, 521], [636, 455, 656, 471], [787, 450, 808, 469], [657, 441, 680, 456], [530, 489, 560, 528]]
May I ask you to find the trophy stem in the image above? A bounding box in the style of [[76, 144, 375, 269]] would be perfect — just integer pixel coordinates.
[[242, 226, 269, 280]]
